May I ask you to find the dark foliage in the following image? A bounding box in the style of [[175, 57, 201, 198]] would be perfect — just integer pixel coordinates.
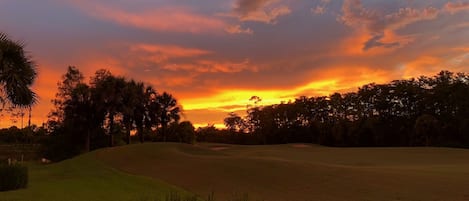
[[0, 163, 28, 191], [215, 71, 469, 148], [0, 32, 37, 107], [43, 66, 186, 161], [0, 126, 47, 144]]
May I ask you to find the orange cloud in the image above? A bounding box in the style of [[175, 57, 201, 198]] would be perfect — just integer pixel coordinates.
[[72, 2, 227, 34], [225, 0, 291, 24], [385, 7, 439, 30], [225, 24, 253, 34], [338, 0, 441, 52], [402, 56, 444, 79], [161, 76, 197, 87], [338, 30, 414, 56], [340, 0, 439, 32], [161, 59, 259, 73], [117, 42, 260, 74], [312, 6, 326, 15], [312, 0, 331, 15], [445, 1, 469, 14], [401, 51, 469, 79], [129, 44, 212, 63]]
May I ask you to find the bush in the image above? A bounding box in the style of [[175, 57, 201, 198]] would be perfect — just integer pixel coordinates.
[[0, 163, 28, 191]]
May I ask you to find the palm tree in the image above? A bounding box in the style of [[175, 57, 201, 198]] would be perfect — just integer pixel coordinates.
[[143, 86, 158, 142], [91, 70, 126, 147], [156, 92, 181, 142], [0, 32, 37, 108], [122, 80, 145, 144]]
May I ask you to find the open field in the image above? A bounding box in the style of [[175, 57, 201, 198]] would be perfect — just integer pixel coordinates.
[[0, 149, 193, 201], [2, 143, 469, 201], [97, 143, 469, 201]]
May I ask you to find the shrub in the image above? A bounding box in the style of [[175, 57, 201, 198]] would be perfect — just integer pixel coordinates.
[[0, 163, 28, 191]]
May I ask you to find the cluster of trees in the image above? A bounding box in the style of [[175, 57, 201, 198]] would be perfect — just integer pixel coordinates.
[[44, 66, 194, 161], [0, 126, 46, 145], [3, 32, 469, 162], [221, 71, 469, 147]]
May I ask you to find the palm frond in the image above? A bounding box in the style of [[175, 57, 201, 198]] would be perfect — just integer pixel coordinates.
[[0, 32, 38, 107]]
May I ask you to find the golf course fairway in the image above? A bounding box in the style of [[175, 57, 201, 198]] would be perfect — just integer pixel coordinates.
[[97, 143, 469, 201], [0, 148, 194, 201], [2, 143, 469, 201]]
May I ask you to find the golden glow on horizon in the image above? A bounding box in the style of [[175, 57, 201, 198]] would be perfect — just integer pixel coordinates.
[[1, 0, 467, 129], [180, 79, 338, 111], [193, 123, 225, 129], [181, 66, 397, 127]]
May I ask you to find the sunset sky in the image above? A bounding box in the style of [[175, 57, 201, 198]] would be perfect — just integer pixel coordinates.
[[1, 0, 468, 128]]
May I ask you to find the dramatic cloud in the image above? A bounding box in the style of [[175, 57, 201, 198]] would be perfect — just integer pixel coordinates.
[[0, 0, 467, 127], [363, 34, 400, 51], [385, 7, 439, 30], [339, 0, 381, 30], [312, 0, 331, 15], [161, 59, 258, 73], [129, 44, 212, 62], [225, 24, 253, 34], [338, 0, 441, 51], [445, 1, 469, 13], [402, 56, 445, 79], [228, 0, 291, 24], [123, 43, 259, 74], [70, 2, 227, 34]]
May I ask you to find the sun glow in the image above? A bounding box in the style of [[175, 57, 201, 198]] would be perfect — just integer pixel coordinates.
[[181, 79, 340, 112]]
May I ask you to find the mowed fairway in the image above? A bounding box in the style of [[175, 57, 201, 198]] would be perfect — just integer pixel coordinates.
[[0, 151, 193, 201], [97, 143, 469, 201]]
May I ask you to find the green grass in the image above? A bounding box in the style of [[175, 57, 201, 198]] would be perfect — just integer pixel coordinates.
[[97, 143, 469, 201], [0, 151, 194, 201], [2, 143, 469, 201]]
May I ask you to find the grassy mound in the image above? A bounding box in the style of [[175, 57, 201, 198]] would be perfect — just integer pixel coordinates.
[[0, 150, 193, 201], [96, 143, 469, 201]]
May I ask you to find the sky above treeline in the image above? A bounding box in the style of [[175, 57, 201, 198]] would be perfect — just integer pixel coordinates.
[[1, 0, 468, 128]]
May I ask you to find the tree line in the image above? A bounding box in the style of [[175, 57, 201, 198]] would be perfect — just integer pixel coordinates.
[[43, 66, 194, 161], [2, 32, 469, 162], [218, 71, 469, 147]]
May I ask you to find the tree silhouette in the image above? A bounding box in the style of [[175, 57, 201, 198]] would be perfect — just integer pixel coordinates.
[[0, 32, 37, 108], [156, 92, 181, 142], [91, 70, 126, 147], [122, 80, 145, 144], [217, 70, 469, 147], [224, 112, 245, 132], [50, 66, 84, 123]]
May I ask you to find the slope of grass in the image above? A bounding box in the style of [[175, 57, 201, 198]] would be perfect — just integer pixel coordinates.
[[2, 143, 469, 201], [0, 151, 193, 201], [97, 143, 469, 201]]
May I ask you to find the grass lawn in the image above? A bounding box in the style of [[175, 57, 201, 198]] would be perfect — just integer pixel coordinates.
[[97, 143, 469, 201], [0, 151, 194, 201], [2, 143, 469, 201]]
